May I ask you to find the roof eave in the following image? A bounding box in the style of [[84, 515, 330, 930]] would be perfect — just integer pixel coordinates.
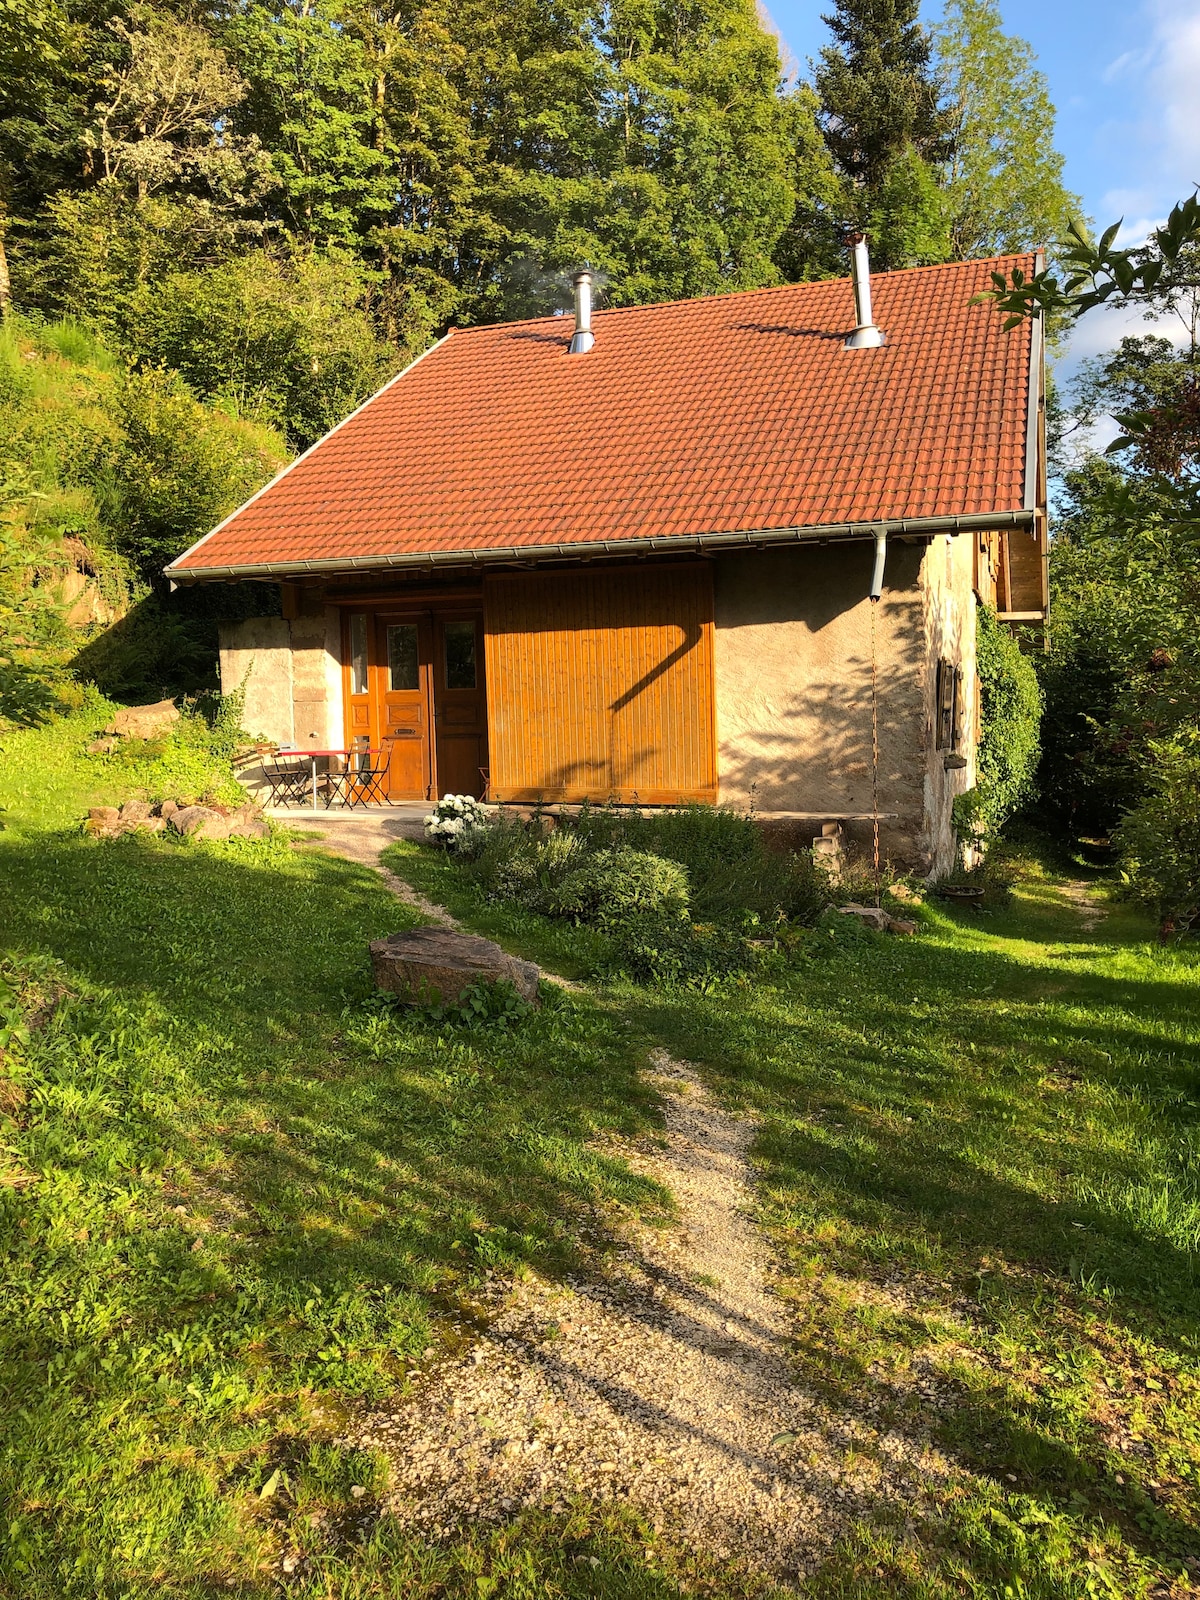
[[165, 509, 1037, 584]]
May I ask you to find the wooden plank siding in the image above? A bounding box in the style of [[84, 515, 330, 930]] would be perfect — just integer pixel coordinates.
[[1002, 521, 1048, 616], [483, 564, 718, 804]]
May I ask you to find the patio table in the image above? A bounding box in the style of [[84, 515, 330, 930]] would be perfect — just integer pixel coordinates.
[[278, 748, 352, 812], [275, 747, 392, 810]]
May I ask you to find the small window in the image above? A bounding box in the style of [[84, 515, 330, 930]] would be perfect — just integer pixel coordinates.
[[387, 624, 420, 691], [349, 614, 368, 696], [444, 620, 477, 690], [935, 659, 960, 751]]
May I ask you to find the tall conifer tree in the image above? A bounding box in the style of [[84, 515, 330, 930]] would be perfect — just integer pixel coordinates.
[[809, 0, 953, 268]]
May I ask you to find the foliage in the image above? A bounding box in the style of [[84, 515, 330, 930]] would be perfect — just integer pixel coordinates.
[[0, 499, 76, 726], [547, 845, 690, 921], [972, 605, 1043, 830], [0, 313, 285, 700], [1115, 732, 1200, 934], [812, 0, 954, 270], [109, 367, 286, 585], [460, 804, 829, 986], [424, 792, 494, 849], [981, 191, 1200, 341], [407, 975, 536, 1031], [933, 0, 1081, 261]]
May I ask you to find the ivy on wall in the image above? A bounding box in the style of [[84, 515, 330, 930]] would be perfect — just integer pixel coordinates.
[[956, 605, 1043, 837]]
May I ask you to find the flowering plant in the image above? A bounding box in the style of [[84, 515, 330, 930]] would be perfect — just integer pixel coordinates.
[[424, 793, 493, 851]]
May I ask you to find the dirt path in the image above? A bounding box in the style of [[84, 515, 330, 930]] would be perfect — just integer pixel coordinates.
[[1060, 878, 1107, 931], [334, 1047, 938, 1581], [286, 813, 457, 928], [291, 820, 942, 1579]]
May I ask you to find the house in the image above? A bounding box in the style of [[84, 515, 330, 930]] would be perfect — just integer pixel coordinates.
[[165, 246, 1047, 877]]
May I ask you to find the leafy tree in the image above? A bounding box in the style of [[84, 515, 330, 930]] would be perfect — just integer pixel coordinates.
[[134, 248, 398, 449], [111, 367, 286, 584], [933, 0, 1080, 260]]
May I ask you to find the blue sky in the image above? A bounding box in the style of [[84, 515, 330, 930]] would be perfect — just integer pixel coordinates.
[[761, 0, 1200, 365]]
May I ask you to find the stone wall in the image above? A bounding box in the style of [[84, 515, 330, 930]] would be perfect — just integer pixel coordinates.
[[219, 599, 343, 750], [712, 539, 976, 876]]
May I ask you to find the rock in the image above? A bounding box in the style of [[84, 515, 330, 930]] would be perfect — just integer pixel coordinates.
[[88, 806, 120, 827], [119, 799, 154, 824], [229, 818, 270, 840], [884, 916, 918, 936], [838, 903, 890, 932], [105, 699, 180, 740], [889, 882, 922, 904], [370, 927, 540, 1007], [170, 805, 232, 841]]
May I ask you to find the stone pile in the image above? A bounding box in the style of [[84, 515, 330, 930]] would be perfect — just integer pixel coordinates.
[[84, 799, 269, 842]]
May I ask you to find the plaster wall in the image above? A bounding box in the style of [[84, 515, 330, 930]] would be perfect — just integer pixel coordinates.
[[712, 540, 974, 875]]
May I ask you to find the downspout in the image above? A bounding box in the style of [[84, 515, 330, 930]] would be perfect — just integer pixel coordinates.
[[868, 528, 887, 601]]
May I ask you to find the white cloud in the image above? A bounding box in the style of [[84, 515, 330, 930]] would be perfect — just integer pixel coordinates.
[[1152, 1, 1200, 178]]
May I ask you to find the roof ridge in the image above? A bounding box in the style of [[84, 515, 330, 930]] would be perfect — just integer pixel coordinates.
[[445, 253, 1038, 338]]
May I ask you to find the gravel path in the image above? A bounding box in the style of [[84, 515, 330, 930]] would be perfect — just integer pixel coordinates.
[[335, 1049, 938, 1580], [293, 821, 944, 1578], [286, 812, 457, 927]]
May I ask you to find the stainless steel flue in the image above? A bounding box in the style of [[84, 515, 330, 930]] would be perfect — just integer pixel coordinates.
[[569, 269, 595, 354], [845, 235, 886, 350]]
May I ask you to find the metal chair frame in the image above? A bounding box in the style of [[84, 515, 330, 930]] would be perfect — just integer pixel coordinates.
[[323, 745, 392, 809], [262, 759, 312, 808]]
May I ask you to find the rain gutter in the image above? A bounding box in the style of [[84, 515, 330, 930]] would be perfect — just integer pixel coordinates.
[[165, 509, 1036, 585]]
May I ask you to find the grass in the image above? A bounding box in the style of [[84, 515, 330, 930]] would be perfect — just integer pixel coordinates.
[[1, 710, 1198, 1597]]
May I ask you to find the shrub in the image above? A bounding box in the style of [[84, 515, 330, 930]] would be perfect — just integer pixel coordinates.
[[424, 794, 493, 850], [548, 846, 690, 922], [975, 606, 1043, 831], [1115, 732, 1200, 935], [600, 910, 758, 990]]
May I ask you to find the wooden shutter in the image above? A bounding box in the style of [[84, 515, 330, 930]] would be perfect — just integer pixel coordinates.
[[483, 564, 717, 804]]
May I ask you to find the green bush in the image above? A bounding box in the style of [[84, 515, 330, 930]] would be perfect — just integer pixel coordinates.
[[974, 606, 1043, 831], [1115, 732, 1200, 935], [460, 803, 832, 988], [548, 846, 690, 921]]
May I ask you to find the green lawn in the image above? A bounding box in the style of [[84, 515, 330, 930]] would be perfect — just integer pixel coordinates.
[[2, 710, 1198, 1598]]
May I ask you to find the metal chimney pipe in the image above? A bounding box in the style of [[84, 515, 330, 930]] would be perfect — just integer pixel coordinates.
[[569, 270, 595, 354], [845, 235, 886, 350]]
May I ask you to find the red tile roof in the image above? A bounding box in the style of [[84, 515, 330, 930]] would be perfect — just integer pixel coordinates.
[[169, 254, 1037, 577]]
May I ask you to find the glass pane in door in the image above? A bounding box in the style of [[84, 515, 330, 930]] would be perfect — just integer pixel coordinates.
[[350, 614, 369, 695], [444, 620, 477, 689], [387, 624, 420, 691]]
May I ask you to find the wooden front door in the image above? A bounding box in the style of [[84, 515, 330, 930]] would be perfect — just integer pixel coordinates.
[[432, 613, 488, 798], [377, 614, 433, 800], [342, 607, 488, 801]]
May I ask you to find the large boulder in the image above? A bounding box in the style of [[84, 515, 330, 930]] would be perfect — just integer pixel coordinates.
[[105, 699, 180, 740], [170, 805, 232, 841], [370, 927, 540, 1007]]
